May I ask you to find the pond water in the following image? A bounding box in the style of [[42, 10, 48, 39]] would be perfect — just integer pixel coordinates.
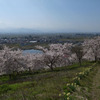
[[23, 49, 43, 54]]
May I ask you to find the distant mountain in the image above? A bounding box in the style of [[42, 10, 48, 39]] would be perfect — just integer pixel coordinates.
[[0, 28, 99, 34], [0, 28, 41, 33]]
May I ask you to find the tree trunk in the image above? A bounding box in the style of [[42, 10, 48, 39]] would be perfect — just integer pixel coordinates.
[[29, 68, 32, 73], [95, 56, 98, 62], [50, 66, 54, 71], [9, 74, 12, 80], [79, 59, 82, 67]]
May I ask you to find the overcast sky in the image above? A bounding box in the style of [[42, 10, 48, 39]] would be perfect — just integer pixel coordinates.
[[0, 0, 100, 32]]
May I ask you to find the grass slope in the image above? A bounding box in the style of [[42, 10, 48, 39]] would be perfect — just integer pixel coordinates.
[[69, 63, 100, 100], [90, 64, 100, 100], [0, 62, 94, 100]]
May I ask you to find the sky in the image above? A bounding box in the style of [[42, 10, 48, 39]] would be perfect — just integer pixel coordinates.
[[0, 0, 100, 33]]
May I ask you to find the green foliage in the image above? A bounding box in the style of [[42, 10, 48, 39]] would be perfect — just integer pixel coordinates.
[[67, 83, 76, 92], [0, 75, 9, 83], [73, 77, 80, 85], [0, 84, 11, 94]]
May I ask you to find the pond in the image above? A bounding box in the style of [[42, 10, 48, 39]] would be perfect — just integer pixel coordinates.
[[23, 49, 43, 54]]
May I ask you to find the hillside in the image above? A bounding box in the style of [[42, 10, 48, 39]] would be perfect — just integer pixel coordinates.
[[0, 62, 97, 100]]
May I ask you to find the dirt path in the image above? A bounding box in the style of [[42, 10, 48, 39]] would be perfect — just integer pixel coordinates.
[[91, 66, 100, 100]]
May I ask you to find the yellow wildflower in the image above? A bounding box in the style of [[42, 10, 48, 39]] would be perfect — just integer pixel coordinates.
[[67, 97, 70, 100], [59, 94, 61, 96], [67, 92, 70, 96], [67, 83, 70, 86], [63, 92, 66, 95]]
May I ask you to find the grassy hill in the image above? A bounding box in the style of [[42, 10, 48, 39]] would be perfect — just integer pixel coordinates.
[[0, 62, 96, 100]]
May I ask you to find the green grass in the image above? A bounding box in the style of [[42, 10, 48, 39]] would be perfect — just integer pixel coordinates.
[[69, 63, 98, 100], [0, 75, 9, 83], [0, 62, 95, 100]]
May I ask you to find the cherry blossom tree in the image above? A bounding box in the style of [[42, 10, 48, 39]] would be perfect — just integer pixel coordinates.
[[26, 53, 44, 72], [0, 41, 88, 78], [0, 46, 27, 79], [71, 45, 85, 66], [83, 36, 100, 62], [36, 43, 73, 70]]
